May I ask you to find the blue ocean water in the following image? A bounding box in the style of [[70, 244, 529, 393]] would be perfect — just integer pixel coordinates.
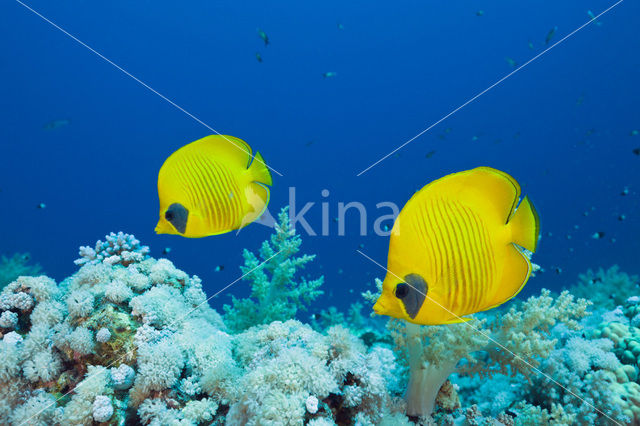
[[0, 0, 638, 315]]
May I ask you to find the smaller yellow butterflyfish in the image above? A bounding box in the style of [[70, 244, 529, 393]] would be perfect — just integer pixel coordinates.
[[373, 167, 540, 325], [155, 135, 272, 238]]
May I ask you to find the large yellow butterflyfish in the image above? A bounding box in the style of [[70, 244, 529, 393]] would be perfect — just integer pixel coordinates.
[[373, 167, 539, 325], [155, 135, 272, 238]]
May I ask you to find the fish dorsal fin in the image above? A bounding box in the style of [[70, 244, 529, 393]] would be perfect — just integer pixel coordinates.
[[188, 135, 254, 169], [418, 167, 521, 225]]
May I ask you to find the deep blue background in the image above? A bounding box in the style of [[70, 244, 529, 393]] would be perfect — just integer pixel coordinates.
[[1, 0, 638, 315]]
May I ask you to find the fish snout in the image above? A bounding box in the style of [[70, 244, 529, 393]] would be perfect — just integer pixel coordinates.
[[372, 299, 388, 316], [155, 220, 170, 234]]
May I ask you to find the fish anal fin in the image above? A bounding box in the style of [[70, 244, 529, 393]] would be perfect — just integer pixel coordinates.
[[441, 316, 474, 324]]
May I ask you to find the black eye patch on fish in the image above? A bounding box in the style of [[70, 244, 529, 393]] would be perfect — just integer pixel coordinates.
[[166, 203, 189, 234], [395, 273, 428, 319]]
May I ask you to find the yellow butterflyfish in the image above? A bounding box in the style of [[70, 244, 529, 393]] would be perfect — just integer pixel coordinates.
[[155, 135, 272, 238], [373, 167, 540, 325]]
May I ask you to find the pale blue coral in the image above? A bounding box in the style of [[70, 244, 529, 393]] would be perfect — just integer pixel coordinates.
[[223, 207, 324, 332]]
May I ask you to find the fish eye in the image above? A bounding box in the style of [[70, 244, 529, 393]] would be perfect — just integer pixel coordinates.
[[165, 210, 174, 221], [395, 283, 409, 299]]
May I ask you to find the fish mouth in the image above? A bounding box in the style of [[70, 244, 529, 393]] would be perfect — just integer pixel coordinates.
[[372, 300, 387, 316], [154, 221, 167, 234]]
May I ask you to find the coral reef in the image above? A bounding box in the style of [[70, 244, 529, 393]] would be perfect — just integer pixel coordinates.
[[0, 252, 42, 289], [0, 232, 233, 425], [1, 218, 638, 424], [571, 265, 639, 311], [385, 289, 591, 418]]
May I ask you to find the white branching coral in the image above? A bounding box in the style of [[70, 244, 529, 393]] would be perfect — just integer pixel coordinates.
[[223, 207, 324, 332], [75, 231, 150, 267]]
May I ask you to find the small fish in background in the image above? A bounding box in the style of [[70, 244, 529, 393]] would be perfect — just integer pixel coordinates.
[[257, 29, 269, 46], [43, 118, 70, 130], [545, 26, 557, 44], [618, 214, 626, 221], [587, 10, 602, 26], [425, 150, 436, 159], [162, 247, 171, 255], [631, 130, 639, 136], [591, 231, 605, 240], [358, 243, 364, 249], [255, 52, 263, 63], [155, 135, 272, 237], [621, 187, 629, 196], [214, 265, 224, 272], [632, 148, 640, 156], [322, 71, 337, 78], [471, 135, 480, 141], [382, 224, 391, 232], [475, 10, 484, 16], [528, 41, 534, 50], [37, 202, 46, 209], [373, 167, 539, 325], [554, 266, 563, 275], [337, 22, 344, 30], [505, 57, 518, 67]]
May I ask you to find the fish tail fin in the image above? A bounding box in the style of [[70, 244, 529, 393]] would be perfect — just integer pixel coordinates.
[[509, 196, 540, 252], [249, 151, 272, 186]]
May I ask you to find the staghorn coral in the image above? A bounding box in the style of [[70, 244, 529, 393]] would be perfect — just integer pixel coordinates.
[[223, 207, 324, 333]]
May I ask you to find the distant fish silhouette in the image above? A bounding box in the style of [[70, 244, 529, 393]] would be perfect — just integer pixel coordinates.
[[43, 119, 70, 130], [545, 26, 557, 44], [257, 29, 269, 46]]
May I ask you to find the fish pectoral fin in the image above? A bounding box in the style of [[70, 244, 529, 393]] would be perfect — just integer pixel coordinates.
[[483, 244, 531, 311]]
